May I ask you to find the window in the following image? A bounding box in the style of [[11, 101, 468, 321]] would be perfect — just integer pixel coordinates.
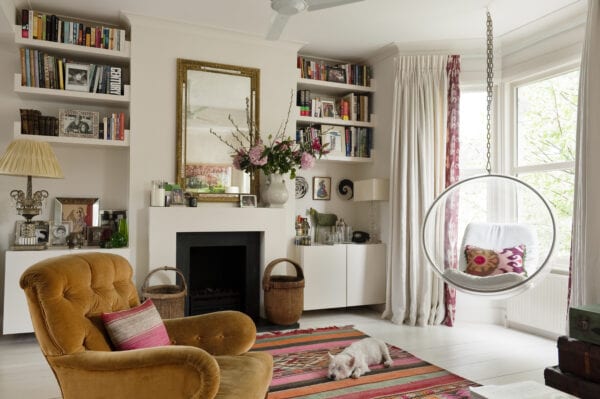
[[514, 70, 578, 270]]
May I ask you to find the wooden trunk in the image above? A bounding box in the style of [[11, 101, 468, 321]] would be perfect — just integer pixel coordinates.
[[545, 366, 600, 399], [570, 305, 600, 346], [558, 335, 600, 383]]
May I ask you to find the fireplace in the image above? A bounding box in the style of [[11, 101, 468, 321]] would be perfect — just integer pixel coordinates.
[[176, 232, 261, 320]]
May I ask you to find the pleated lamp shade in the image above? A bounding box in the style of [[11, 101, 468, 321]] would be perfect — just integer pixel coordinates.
[[0, 139, 63, 178]]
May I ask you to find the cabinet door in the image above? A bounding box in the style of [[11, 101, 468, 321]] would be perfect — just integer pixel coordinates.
[[299, 245, 346, 310], [3, 248, 131, 334], [346, 244, 386, 306]]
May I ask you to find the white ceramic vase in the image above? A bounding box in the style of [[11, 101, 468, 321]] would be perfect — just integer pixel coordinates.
[[263, 173, 289, 208]]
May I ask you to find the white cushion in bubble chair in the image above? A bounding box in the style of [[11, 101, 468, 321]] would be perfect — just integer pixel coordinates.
[[443, 222, 538, 292]]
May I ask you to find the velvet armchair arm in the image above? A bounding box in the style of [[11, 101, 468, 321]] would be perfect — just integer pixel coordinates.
[[163, 310, 257, 355], [49, 346, 220, 399]]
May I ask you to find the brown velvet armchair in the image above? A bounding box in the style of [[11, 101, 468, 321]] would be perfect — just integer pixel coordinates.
[[19, 252, 273, 399]]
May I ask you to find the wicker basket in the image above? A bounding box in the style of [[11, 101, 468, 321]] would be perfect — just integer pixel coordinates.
[[142, 267, 187, 319], [262, 258, 304, 326]]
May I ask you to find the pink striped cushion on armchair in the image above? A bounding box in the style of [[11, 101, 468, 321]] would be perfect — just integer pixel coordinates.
[[102, 299, 171, 350]]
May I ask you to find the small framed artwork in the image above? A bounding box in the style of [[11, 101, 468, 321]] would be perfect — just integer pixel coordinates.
[[171, 188, 185, 205], [15, 220, 49, 244], [313, 177, 331, 200], [49, 221, 72, 246], [59, 109, 100, 138], [321, 100, 335, 118], [86, 226, 105, 246], [321, 124, 345, 155], [327, 67, 346, 84], [240, 194, 257, 208], [55, 197, 100, 234], [65, 63, 90, 92]]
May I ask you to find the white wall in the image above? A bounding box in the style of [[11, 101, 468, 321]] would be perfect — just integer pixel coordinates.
[[126, 15, 302, 285]]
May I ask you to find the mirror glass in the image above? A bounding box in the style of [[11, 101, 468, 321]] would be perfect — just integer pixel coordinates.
[[176, 59, 260, 202]]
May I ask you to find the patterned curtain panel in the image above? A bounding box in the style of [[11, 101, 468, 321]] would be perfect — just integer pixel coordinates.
[[443, 55, 460, 327]]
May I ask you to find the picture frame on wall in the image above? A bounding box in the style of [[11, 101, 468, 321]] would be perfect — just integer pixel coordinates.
[[65, 63, 90, 92], [313, 177, 331, 200], [49, 221, 72, 246], [58, 109, 100, 138], [54, 197, 100, 234]]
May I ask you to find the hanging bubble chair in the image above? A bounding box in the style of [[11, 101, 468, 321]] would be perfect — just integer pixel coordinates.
[[421, 13, 556, 298]]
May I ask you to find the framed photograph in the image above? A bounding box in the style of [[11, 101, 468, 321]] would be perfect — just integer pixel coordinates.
[[15, 220, 49, 244], [321, 124, 345, 155], [65, 63, 90, 92], [313, 177, 331, 200], [327, 67, 346, 84], [55, 197, 100, 234], [59, 109, 100, 138], [240, 194, 257, 208], [49, 221, 72, 246], [321, 100, 335, 118], [86, 226, 105, 246], [171, 188, 185, 205], [100, 209, 127, 231]]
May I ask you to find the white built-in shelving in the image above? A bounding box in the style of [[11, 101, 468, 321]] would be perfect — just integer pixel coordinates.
[[13, 122, 129, 148]]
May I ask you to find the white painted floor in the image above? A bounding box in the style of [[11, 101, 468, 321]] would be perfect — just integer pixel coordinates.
[[0, 307, 558, 399]]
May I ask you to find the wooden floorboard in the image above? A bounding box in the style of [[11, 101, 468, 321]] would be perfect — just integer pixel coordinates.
[[0, 307, 557, 398]]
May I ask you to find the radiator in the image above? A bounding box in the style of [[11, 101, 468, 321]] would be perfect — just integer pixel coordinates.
[[506, 272, 569, 338]]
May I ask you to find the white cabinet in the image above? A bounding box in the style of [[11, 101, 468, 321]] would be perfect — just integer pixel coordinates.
[[297, 243, 386, 311], [3, 248, 130, 334]]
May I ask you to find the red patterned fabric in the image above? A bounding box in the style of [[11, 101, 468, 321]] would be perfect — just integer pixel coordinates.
[[443, 55, 460, 327], [102, 299, 171, 350]]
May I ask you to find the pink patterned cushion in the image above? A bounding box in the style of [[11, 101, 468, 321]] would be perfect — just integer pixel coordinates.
[[464, 244, 527, 277], [101, 299, 171, 350]]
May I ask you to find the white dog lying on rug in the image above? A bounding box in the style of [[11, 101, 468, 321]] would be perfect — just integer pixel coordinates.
[[327, 337, 393, 380]]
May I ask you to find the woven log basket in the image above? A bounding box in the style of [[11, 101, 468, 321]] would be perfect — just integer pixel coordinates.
[[262, 258, 305, 326], [142, 266, 187, 319]]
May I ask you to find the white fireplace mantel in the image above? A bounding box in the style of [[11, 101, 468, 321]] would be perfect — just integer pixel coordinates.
[[147, 206, 288, 274]]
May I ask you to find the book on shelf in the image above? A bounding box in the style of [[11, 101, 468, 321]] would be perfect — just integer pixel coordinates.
[[19, 47, 125, 95], [20, 108, 58, 136], [100, 112, 126, 141], [20, 9, 127, 51], [297, 55, 372, 87]]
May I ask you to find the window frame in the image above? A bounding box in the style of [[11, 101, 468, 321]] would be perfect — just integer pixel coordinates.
[[505, 64, 579, 272]]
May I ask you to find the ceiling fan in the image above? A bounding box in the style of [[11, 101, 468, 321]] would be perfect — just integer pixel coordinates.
[[266, 0, 364, 40]]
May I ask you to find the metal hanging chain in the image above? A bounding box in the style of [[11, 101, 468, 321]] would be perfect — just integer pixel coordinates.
[[485, 11, 494, 175]]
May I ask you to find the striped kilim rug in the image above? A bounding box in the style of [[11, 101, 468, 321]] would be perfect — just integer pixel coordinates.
[[253, 325, 478, 399]]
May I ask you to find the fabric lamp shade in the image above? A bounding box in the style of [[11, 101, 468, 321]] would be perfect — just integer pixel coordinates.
[[0, 139, 63, 178], [353, 178, 389, 202]]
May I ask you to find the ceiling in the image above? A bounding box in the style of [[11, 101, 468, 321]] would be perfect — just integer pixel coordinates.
[[4, 0, 587, 59]]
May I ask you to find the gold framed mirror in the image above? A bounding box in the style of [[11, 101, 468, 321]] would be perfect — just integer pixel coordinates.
[[176, 59, 260, 202]]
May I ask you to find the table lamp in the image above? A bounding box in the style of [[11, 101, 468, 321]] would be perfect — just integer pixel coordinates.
[[354, 178, 389, 243], [0, 139, 63, 246]]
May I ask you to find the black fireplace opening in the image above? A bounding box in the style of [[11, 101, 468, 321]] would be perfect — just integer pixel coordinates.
[[177, 232, 260, 320]]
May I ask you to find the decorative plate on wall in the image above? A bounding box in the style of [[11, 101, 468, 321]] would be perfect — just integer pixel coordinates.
[[295, 176, 309, 199], [338, 179, 354, 200]]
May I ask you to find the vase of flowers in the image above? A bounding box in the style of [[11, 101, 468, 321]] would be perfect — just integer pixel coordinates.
[[211, 92, 329, 207]]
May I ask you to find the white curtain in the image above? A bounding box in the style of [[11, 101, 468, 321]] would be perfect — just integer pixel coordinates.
[[571, 0, 600, 307], [383, 55, 448, 326]]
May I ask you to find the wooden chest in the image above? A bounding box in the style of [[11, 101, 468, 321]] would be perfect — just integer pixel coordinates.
[[570, 304, 600, 346], [558, 335, 600, 383], [545, 365, 600, 399]]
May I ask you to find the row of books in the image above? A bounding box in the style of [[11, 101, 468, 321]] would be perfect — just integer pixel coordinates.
[[296, 126, 372, 158], [20, 9, 126, 52], [19, 47, 124, 95], [20, 109, 58, 136], [297, 56, 372, 87], [297, 89, 370, 122], [19, 108, 126, 141]]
